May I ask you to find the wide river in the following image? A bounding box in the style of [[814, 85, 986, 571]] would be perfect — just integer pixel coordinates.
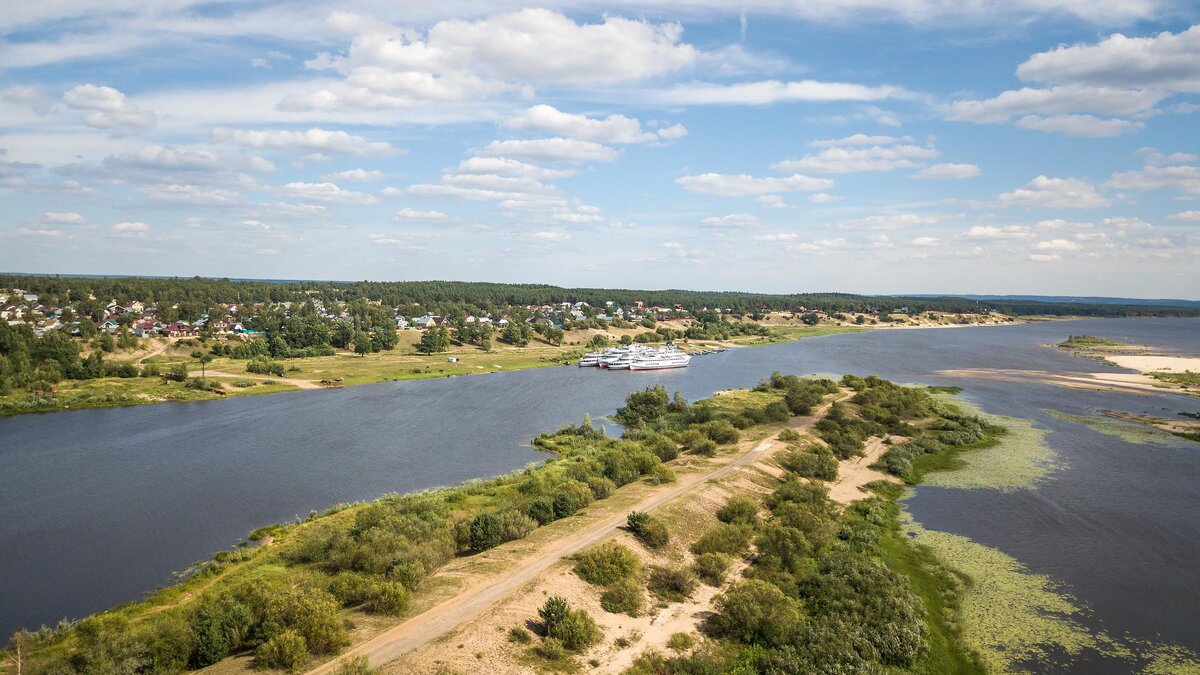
[[2, 318, 1198, 665]]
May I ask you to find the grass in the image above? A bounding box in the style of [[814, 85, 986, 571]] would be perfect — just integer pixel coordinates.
[[1056, 335, 1126, 349], [1148, 371, 1200, 387]]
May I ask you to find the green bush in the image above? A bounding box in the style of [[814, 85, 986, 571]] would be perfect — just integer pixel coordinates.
[[693, 553, 732, 586], [700, 420, 740, 444], [335, 655, 379, 675], [648, 566, 698, 602], [255, 629, 309, 673], [777, 445, 839, 481], [666, 632, 695, 652], [508, 626, 532, 644], [246, 356, 285, 377], [716, 495, 759, 525], [469, 512, 505, 551], [710, 580, 800, 647], [328, 571, 378, 606], [539, 596, 570, 633], [600, 578, 644, 616], [690, 524, 754, 556], [574, 542, 641, 586], [525, 497, 556, 525], [549, 609, 602, 651], [366, 581, 411, 615], [536, 636, 568, 660], [627, 512, 670, 549], [778, 428, 801, 441]]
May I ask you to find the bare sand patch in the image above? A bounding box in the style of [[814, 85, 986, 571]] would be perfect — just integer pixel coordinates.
[[828, 437, 902, 505], [1104, 354, 1200, 374]]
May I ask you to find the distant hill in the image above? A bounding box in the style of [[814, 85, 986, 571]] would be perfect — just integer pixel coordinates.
[[907, 294, 1200, 308]]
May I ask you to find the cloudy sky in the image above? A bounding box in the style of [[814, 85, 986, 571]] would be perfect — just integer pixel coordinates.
[[2, 1, 1199, 297]]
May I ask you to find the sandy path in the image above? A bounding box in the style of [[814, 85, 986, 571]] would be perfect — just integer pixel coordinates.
[[134, 339, 170, 364], [827, 437, 901, 504], [306, 402, 838, 674], [203, 370, 322, 390]]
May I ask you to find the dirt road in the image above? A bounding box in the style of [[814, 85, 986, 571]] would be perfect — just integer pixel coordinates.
[[307, 400, 838, 673]]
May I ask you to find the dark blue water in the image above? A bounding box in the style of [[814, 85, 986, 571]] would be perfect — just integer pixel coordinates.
[[2, 318, 1198, 660]]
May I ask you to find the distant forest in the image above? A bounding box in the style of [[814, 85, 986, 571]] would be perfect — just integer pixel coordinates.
[[4, 274, 1198, 318]]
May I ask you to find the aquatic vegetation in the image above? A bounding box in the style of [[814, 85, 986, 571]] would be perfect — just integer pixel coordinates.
[[920, 395, 1061, 491], [1046, 410, 1192, 447]]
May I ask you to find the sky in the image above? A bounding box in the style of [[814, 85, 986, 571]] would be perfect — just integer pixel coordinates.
[[1, 1, 1199, 298]]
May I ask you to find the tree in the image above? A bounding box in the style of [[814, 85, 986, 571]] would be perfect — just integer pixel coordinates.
[[589, 334, 609, 348], [469, 513, 504, 551], [6, 630, 31, 675], [417, 326, 450, 354], [353, 331, 372, 357], [198, 354, 213, 378], [543, 325, 564, 346]]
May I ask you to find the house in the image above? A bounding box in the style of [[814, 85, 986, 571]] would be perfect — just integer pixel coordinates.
[[395, 317, 410, 330], [413, 315, 444, 329], [133, 320, 158, 338], [161, 323, 197, 338], [128, 301, 145, 314]]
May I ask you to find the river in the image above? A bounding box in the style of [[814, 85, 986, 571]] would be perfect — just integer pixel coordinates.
[[2, 318, 1198, 663]]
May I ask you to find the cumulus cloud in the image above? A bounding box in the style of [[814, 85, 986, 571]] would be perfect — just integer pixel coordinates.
[[963, 225, 1034, 239], [1014, 114, 1143, 137], [649, 79, 904, 106], [754, 232, 799, 241], [395, 208, 449, 221], [503, 105, 684, 144], [112, 221, 150, 232], [530, 230, 570, 241], [996, 176, 1110, 209], [913, 163, 980, 179], [1016, 25, 1200, 93], [297, 9, 698, 110], [453, 157, 577, 180], [211, 128, 400, 157], [1106, 163, 1200, 194], [911, 236, 939, 246], [675, 172, 832, 196], [1029, 253, 1061, 262], [809, 134, 901, 147], [283, 181, 380, 204], [774, 141, 938, 174], [948, 85, 1165, 124], [478, 137, 619, 163], [41, 211, 85, 224], [1035, 238, 1082, 251], [1168, 210, 1200, 221], [321, 168, 384, 182], [839, 213, 937, 230], [62, 84, 155, 129], [406, 172, 561, 202]]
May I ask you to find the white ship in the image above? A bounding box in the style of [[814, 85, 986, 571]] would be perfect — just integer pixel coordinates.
[[628, 351, 692, 370]]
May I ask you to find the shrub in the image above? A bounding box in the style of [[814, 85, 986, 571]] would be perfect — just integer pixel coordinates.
[[469, 513, 504, 552], [255, 629, 309, 673], [710, 580, 800, 647], [536, 637, 568, 660], [778, 428, 801, 441], [667, 632, 695, 652], [690, 524, 754, 556], [690, 438, 718, 457], [525, 497, 556, 525], [716, 495, 759, 526], [335, 655, 378, 675], [636, 431, 680, 461], [627, 512, 670, 549], [647, 463, 676, 485], [549, 609, 601, 651], [764, 401, 791, 423], [231, 379, 258, 388], [693, 553, 732, 586], [366, 581, 410, 615], [539, 596, 570, 633], [700, 420, 740, 444], [648, 566, 697, 602], [574, 542, 640, 586], [328, 572, 377, 606], [508, 626, 532, 644], [600, 578, 644, 616], [246, 357, 284, 377], [498, 510, 538, 542], [586, 476, 616, 500], [777, 446, 839, 481]]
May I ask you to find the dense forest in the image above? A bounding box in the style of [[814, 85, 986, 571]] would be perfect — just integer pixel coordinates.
[[5, 274, 1198, 319]]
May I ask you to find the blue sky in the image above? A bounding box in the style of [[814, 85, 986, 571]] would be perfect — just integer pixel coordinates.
[[1, 1, 1198, 298]]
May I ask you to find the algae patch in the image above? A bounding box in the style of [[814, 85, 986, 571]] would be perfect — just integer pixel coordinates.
[[921, 394, 1062, 491], [898, 508, 1200, 673], [1046, 410, 1193, 447]]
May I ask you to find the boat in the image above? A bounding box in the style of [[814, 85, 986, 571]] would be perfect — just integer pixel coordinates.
[[629, 352, 692, 370]]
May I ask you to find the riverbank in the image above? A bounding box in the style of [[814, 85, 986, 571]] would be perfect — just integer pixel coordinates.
[[0, 325, 863, 417]]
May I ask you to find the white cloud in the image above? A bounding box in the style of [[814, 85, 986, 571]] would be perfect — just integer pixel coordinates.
[[301, 9, 698, 109], [650, 79, 904, 106], [478, 137, 619, 163], [808, 193, 841, 203], [530, 230, 570, 241], [503, 104, 683, 144], [700, 213, 763, 228], [1106, 164, 1200, 194], [62, 84, 155, 129], [914, 163, 980, 179], [1035, 238, 1081, 251], [1168, 210, 1200, 221], [774, 142, 938, 174], [754, 232, 799, 241], [211, 127, 400, 157], [1014, 114, 1143, 137], [911, 236, 939, 246], [676, 172, 832, 196], [1016, 25, 1200, 93], [810, 133, 901, 147], [758, 195, 787, 208], [283, 181, 380, 204], [105, 144, 220, 171], [395, 208, 449, 221], [1102, 216, 1154, 230], [137, 183, 240, 205], [948, 85, 1166, 123], [996, 176, 1111, 209], [963, 225, 1035, 239], [840, 213, 937, 229], [321, 168, 384, 182], [406, 172, 560, 202], [41, 211, 85, 224], [1029, 253, 1062, 262], [112, 221, 149, 232], [1, 85, 52, 115], [454, 156, 577, 180], [14, 227, 66, 238]]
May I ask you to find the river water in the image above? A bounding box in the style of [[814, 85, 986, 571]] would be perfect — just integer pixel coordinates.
[[2, 318, 1198, 662]]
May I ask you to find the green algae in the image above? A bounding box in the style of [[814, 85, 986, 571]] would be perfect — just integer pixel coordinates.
[[1045, 410, 1193, 447], [896, 507, 1200, 673], [920, 394, 1062, 491]]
